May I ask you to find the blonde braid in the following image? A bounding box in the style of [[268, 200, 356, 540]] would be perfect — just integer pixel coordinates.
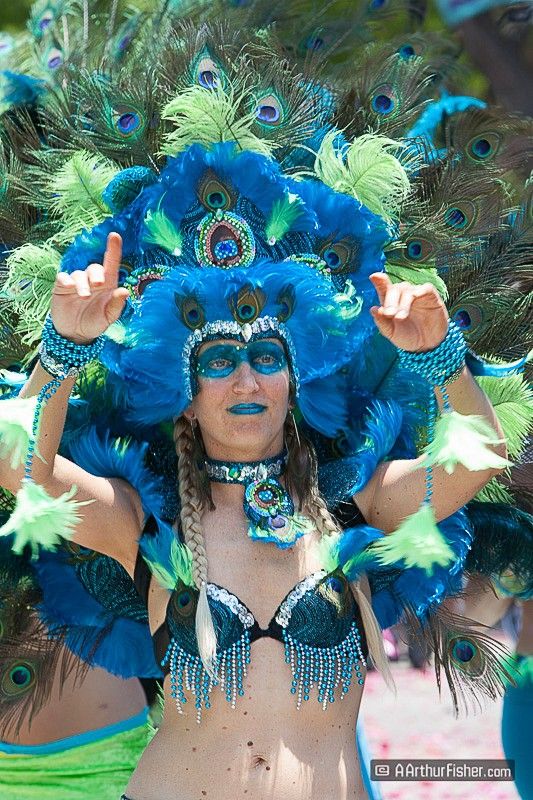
[[307, 489, 395, 689], [174, 417, 217, 677]]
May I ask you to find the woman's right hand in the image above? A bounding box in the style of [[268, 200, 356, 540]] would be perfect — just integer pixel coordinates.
[[50, 233, 129, 344]]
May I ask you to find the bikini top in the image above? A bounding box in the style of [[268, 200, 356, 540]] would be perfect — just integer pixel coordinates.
[[134, 506, 368, 720]]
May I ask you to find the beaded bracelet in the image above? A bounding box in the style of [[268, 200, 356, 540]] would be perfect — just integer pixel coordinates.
[[397, 319, 467, 509], [396, 319, 467, 387], [39, 315, 105, 379]]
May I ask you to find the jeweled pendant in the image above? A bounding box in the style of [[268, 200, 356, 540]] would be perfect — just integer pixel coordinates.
[[244, 477, 313, 548]]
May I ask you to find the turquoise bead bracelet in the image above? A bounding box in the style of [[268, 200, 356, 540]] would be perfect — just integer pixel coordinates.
[[39, 315, 105, 379], [396, 319, 466, 386]]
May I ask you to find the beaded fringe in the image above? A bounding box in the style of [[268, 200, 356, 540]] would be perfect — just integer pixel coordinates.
[[162, 631, 251, 723], [283, 623, 366, 709]]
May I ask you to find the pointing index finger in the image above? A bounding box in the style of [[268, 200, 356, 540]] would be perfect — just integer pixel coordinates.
[[102, 232, 123, 286]]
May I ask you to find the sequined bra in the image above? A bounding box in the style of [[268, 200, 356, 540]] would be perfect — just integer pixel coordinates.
[[134, 515, 368, 722]]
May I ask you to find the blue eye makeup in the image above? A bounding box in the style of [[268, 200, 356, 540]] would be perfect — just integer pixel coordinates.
[[196, 341, 287, 379]]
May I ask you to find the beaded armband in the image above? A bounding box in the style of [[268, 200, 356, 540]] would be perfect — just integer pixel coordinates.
[[396, 319, 466, 387], [39, 315, 105, 379]]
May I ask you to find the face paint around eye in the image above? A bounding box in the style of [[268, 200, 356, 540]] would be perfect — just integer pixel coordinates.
[[196, 340, 287, 380], [248, 341, 287, 374], [196, 344, 240, 379]]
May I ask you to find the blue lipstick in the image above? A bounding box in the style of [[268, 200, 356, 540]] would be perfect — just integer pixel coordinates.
[[228, 403, 267, 415]]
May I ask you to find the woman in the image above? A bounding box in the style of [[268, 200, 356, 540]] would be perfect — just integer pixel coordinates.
[[0, 222, 508, 799], [0, 529, 154, 800]]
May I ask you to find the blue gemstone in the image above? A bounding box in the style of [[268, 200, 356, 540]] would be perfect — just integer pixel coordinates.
[[214, 239, 239, 260]]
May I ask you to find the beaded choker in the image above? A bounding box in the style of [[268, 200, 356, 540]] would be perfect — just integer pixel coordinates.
[[204, 452, 313, 548]]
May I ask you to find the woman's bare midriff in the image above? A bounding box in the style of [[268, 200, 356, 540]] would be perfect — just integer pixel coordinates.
[[8, 658, 146, 745], [124, 638, 367, 800]]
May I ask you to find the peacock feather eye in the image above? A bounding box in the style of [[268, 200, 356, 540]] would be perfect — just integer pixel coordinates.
[[449, 637, 485, 678], [397, 43, 416, 59], [63, 541, 98, 563], [45, 46, 63, 70], [332, 431, 350, 457], [404, 237, 434, 262], [466, 132, 501, 162], [451, 303, 484, 333], [2, 661, 36, 697], [196, 57, 223, 90], [229, 286, 266, 324], [370, 85, 397, 116], [319, 239, 357, 274], [125, 268, 166, 301], [38, 10, 54, 31], [175, 293, 206, 330], [170, 581, 197, 622], [276, 285, 296, 322], [305, 34, 326, 51], [117, 261, 134, 286], [443, 202, 476, 231], [198, 175, 235, 212], [318, 571, 350, 613], [254, 94, 284, 127], [111, 104, 144, 138]]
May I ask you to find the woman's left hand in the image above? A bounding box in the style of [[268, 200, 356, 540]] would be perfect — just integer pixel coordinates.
[[369, 273, 449, 352]]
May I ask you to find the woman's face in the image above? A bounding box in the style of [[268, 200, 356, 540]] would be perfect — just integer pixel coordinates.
[[185, 337, 291, 461]]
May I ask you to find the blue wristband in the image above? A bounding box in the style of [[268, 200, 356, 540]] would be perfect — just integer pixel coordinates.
[[39, 315, 105, 379], [396, 320, 467, 386]]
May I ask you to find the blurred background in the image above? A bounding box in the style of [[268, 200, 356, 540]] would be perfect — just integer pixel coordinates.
[[1, 0, 532, 112]]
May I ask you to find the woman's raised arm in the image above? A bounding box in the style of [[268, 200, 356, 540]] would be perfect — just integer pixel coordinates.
[[0, 233, 142, 575], [354, 274, 507, 531]]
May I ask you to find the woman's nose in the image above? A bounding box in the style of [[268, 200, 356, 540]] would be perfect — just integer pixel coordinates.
[[232, 362, 259, 393]]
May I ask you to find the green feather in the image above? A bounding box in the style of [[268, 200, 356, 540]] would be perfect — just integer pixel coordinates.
[[47, 151, 117, 242], [0, 482, 94, 559], [508, 654, 533, 689], [0, 396, 42, 469], [385, 263, 449, 301], [475, 375, 533, 461], [317, 532, 341, 573], [475, 477, 513, 504], [143, 538, 194, 591], [3, 242, 61, 347], [143, 209, 183, 256], [265, 193, 303, 244], [160, 85, 273, 157], [419, 411, 511, 474], [370, 502, 456, 575], [314, 132, 411, 222]]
